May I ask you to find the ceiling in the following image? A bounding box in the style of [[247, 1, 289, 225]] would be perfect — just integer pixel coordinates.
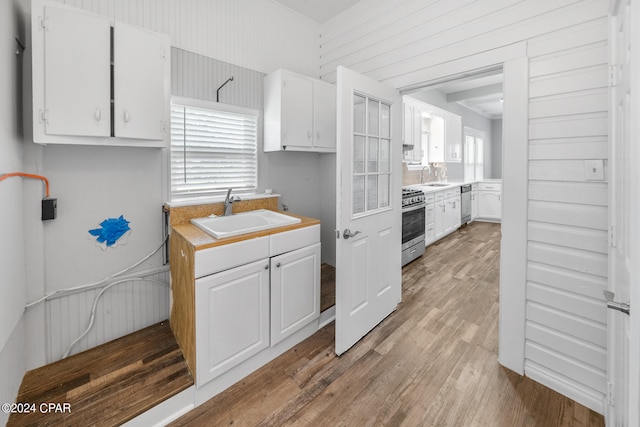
[[273, 0, 503, 119], [425, 73, 504, 119], [273, 0, 361, 24]]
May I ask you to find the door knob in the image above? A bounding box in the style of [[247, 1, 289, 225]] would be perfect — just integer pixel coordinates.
[[343, 229, 361, 239]]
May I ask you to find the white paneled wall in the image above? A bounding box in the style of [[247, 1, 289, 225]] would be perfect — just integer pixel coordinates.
[[320, 0, 609, 413], [54, 0, 319, 76], [47, 269, 170, 361], [525, 14, 609, 411]]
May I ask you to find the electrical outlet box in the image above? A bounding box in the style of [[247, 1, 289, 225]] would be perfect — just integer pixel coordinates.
[[42, 198, 57, 220], [585, 159, 605, 181]]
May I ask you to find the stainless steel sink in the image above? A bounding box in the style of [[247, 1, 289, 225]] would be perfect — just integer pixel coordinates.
[[191, 209, 301, 239], [423, 183, 450, 187]]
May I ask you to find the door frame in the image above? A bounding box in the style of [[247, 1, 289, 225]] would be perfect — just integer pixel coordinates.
[[399, 51, 530, 375]]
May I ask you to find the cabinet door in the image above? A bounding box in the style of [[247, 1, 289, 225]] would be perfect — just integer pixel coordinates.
[[114, 22, 168, 140], [195, 259, 270, 387], [471, 187, 479, 221], [425, 203, 436, 246], [478, 191, 501, 219], [282, 73, 313, 148], [445, 114, 462, 162], [271, 243, 320, 345], [434, 198, 446, 240], [313, 80, 336, 150], [42, 5, 111, 137]]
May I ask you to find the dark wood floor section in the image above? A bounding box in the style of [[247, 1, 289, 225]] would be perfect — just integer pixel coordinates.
[[171, 222, 604, 427], [7, 321, 193, 427], [320, 262, 336, 312]]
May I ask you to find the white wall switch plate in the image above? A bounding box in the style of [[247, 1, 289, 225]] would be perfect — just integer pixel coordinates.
[[585, 159, 605, 181]]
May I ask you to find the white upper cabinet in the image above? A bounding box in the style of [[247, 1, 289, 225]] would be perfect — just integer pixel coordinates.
[[402, 101, 423, 164], [444, 114, 462, 162], [402, 97, 462, 165], [313, 79, 336, 150], [40, 6, 111, 138], [113, 22, 168, 141], [264, 69, 336, 152], [31, 0, 170, 147]]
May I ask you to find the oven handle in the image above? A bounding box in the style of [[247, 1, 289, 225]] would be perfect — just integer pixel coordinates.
[[402, 203, 426, 213]]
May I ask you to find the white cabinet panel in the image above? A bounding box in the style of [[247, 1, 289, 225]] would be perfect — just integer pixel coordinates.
[[313, 80, 336, 149], [41, 5, 111, 137], [445, 114, 462, 162], [434, 193, 446, 241], [195, 259, 270, 387], [32, 0, 169, 147], [270, 243, 320, 345], [264, 69, 336, 152], [282, 72, 314, 148], [444, 195, 461, 234], [478, 190, 501, 220], [471, 185, 479, 221], [113, 22, 167, 140]]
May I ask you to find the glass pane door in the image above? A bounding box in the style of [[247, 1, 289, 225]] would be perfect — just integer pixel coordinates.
[[353, 93, 391, 216]]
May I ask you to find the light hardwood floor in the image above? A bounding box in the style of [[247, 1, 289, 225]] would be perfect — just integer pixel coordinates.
[[171, 222, 605, 426]]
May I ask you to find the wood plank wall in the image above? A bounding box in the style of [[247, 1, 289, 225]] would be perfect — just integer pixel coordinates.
[[319, 0, 609, 413]]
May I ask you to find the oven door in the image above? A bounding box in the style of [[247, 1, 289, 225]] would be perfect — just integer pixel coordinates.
[[402, 203, 425, 248]]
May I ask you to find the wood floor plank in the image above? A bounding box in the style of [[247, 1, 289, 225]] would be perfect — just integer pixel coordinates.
[[7, 321, 193, 427], [171, 222, 604, 427]]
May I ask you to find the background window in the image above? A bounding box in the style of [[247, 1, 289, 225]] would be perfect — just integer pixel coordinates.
[[464, 127, 484, 181], [170, 99, 258, 201]]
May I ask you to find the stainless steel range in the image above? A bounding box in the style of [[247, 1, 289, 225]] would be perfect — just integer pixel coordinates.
[[402, 187, 426, 266]]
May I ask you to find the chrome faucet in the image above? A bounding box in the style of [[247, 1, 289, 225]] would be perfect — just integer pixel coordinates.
[[223, 188, 240, 216], [420, 164, 432, 184]]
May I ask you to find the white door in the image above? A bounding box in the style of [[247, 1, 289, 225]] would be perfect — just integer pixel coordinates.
[[335, 66, 402, 355], [607, 0, 639, 425]]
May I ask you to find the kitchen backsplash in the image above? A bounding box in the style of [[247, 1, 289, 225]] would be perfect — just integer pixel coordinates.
[[402, 162, 448, 187]]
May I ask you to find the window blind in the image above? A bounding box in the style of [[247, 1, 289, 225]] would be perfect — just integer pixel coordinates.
[[171, 102, 258, 200]]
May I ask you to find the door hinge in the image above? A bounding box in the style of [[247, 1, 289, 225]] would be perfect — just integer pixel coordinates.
[[609, 225, 617, 248], [609, 65, 617, 87], [335, 229, 340, 239], [40, 109, 49, 125]]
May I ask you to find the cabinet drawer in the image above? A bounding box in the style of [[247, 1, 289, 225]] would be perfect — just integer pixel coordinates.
[[195, 236, 270, 278], [478, 182, 502, 191], [425, 204, 435, 224], [424, 193, 436, 204], [425, 225, 436, 244], [270, 224, 320, 257], [443, 188, 460, 199]]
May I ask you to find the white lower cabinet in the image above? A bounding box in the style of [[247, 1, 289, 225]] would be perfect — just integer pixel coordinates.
[[444, 194, 461, 235], [184, 224, 321, 389], [424, 187, 461, 247], [195, 259, 270, 387], [477, 181, 502, 221], [270, 243, 321, 345], [434, 192, 446, 241], [424, 202, 436, 246], [471, 184, 479, 221]]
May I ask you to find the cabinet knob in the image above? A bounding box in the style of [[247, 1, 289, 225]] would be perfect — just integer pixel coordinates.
[[94, 108, 101, 123], [316, 131, 321, 139], [264, 264, 269, 270], [123, 111, 131, 123], [307, 131, 312, 139], [276, 263, 281, 268]]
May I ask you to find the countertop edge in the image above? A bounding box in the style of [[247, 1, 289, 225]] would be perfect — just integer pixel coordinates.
[[172, 211, 320, 251]]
